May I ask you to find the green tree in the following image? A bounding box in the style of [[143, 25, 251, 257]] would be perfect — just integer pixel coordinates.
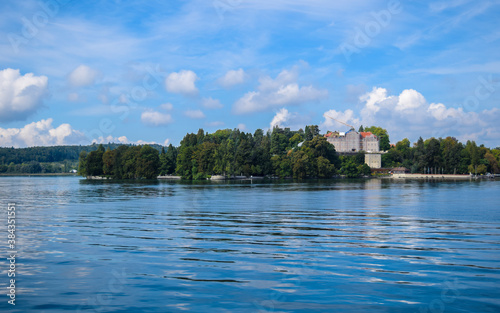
[[357, 163, 372, 176], [77, 151, 88, 176], [317, 156, 335, 178], [160, 144, 177, 175], [136, 145, 160, 179], [85, 149, 104, 177], [292, 150, 310, 179], [340, 157, 359, 178], [121, 146, 141, 179], [484, 151, 500, 173], [102, 149, 116, 177], [364, 126, 390, 151]]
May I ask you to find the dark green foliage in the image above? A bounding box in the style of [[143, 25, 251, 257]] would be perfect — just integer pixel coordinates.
[[85, 149, 104, 176], [378, 136, 498, 175], [358, 163, 372, 176], [78, 151, 87, 176], [160, 144, 178, 175], [136, 145, 160, 179], [172, 125, 338, 179], [0, 143, 163, 174], [340, 157, 360, 178]]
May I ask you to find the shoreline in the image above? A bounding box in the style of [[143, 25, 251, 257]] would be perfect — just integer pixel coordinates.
[[390, 173, 475, 180], [0, 173, 78, 177]]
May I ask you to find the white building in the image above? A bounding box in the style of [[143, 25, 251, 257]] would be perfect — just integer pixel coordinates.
[[325, 130, 380, 153], [325, 130, 382, 168]]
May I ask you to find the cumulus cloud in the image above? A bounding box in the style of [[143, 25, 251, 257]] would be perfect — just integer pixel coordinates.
[[0, 119, 86, 147], [0, 118, 165, 147], [270, 108, 292, 128], [218, 68, 247, 87], [92, 135, 130, 145], [141, 110, 173, 126], [359, 87, 392, 116], [184, 109, 205, 119], [0, 68, 48, 122], [160, 103, 173, 111], [165, 70, 199, 96], [202, 97, 223, 109], [396, 89, 426, 112], [233, 69, 328, 114], [237, 123, 247, 131], [68, 65, 98, 87], [322, 109, 360, 130], [321, 87, 500, 146]]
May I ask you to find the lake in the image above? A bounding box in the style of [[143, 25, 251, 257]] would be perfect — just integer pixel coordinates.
[[1, 176, 499, 312]]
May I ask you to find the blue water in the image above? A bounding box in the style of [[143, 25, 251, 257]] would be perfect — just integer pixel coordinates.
[[0, 177, 499, 312]]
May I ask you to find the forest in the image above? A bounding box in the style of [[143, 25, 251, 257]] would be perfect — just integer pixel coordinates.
[[76, 125, 500, 180], [0, 143, 162, 174]]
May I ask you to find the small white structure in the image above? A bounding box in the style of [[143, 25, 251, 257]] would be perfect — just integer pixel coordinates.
[[365, 153, 382, 169]]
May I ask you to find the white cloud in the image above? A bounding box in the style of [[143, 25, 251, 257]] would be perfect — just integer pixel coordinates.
[[160, 103, 174, 111], [237, 123, 247, 131], [202, 97, 223, 109], [0, 119, 86, 147], [218, 68, 247, 87], [322, 109, 360, 130], [396, 89, 426, 111], [163, 138, 170, 146], [92, 135, 130, 145], [233, 69, 328, 114], [0, 68, 48, 122], [117, 136, 129, 144], [321, 87, 500, 147], [136, 139, 159, 145], [359, 87, 390, 115], [270, 108, 292, 128], [269, 108, 309, 130], [68, 65, 98, 87], [141, 110, 173, 126], [184, 109, 205, 119], [165, 70, 199, 96]]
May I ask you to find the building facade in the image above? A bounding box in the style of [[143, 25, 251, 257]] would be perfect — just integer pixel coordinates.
[[325, 130, 380, 153], [325, 130, 382, 169], [365, 153, 382, 169]]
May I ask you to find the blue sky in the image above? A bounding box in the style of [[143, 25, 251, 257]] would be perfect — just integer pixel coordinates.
[[1, 0, 499, 147]]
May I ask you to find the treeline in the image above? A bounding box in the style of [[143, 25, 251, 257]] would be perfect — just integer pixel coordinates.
[[79, 126, 375, 180], [174, 126, 347, 179], [0, 143, 163, 174], [0, 160, 78, 174], [78, 144, 167, 179], [383, 137, 500, 174], [15, 125, 499, 179], [76, 126, 500, 180]]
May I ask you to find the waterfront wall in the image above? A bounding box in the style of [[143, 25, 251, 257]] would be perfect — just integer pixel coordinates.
[[391, 173, 472, 180]]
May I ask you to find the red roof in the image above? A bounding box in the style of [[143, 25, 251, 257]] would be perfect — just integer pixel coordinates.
[[360, 132, 375, 138]]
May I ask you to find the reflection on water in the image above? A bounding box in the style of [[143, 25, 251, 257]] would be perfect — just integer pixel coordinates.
[[0, 177, 499, 312]]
